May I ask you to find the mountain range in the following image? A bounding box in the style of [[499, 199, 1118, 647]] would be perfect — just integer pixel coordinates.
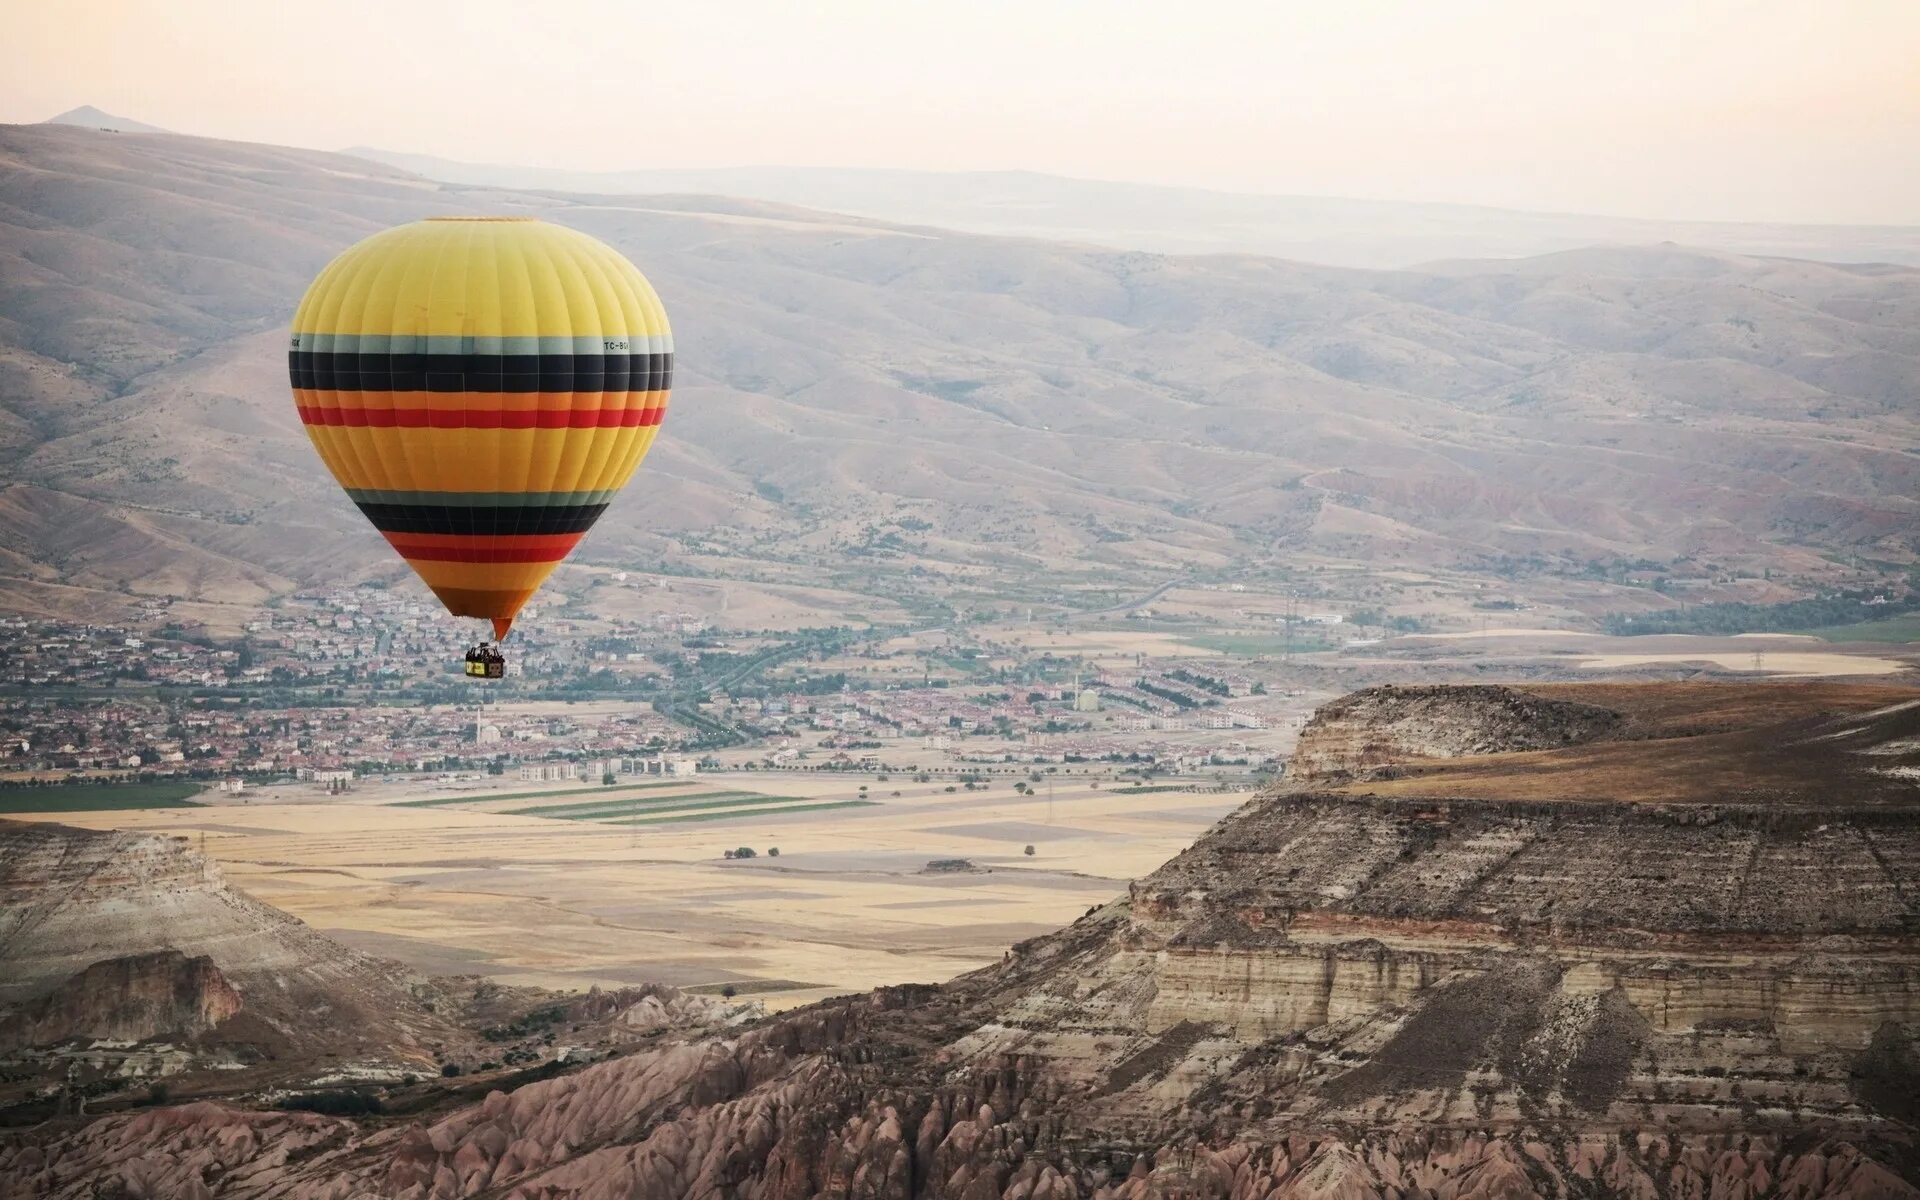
[[1, 120, 1916, 626], [350, 145, 1920, 271]]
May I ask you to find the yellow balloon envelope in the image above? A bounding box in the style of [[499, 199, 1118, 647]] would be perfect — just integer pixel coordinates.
[[288, 217, 671, 640]]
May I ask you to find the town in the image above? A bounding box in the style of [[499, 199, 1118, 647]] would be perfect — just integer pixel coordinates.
[[0, 584, 1327, 794]]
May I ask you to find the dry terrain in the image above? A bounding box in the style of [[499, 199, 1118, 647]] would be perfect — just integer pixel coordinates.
[[13, 772, 1242, 1008], [2, 122, 1917, 630], [4, 680, 1916, 1198]]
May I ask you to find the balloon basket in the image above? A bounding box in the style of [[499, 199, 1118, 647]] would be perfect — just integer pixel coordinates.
[[464, 644, 506, 679]]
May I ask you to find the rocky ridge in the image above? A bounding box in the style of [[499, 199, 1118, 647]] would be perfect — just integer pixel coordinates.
[[0, 950, 241, 1051], [1286, 684, 1626, 781], [0, 820, 459, 1068], [3, 682, 1916, 1197]]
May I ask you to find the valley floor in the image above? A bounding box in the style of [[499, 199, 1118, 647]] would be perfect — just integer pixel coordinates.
[[13, 772, 1240, 1008]]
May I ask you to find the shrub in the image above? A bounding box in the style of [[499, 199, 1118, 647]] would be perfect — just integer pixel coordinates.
[[767, 846, 779, 857], [279, 1089, 384, 1116], [440, 1063, 462, 1077], [1023, 845, 1036, 856]]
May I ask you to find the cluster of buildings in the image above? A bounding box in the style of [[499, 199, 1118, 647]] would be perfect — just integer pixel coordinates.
[[0, 619, 241, 689], [517, 755, 699, 783], [726, 679, 1283, 772], [1, 689, 689, 784], [0, 586, 730, 699]]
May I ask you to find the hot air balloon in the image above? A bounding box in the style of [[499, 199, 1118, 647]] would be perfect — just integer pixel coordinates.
[[288, 217, 671, 676]]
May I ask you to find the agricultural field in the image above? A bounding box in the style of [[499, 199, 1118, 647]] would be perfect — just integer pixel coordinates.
[[1803, 614, 1920, 644], [0, 780, 205, 813], [14, 771, 1245, 1009]]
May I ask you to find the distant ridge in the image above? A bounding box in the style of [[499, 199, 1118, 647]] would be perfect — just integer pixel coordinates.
[[41, 105, 170, 135], [345, 144, 1920, 270], [1, 121, 1915, 626]]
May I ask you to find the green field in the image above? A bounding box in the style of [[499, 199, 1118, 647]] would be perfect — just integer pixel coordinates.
[[394, 780, 688, 808], [1800, 614, 1920, 644], [1179, 634, 1336, 657], [0, 781, 205, 813], [1112, 784, 1191, 795], [625, 800, 877, 825]]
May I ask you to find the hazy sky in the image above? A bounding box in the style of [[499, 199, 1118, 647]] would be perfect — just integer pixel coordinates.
[[5, 0, 1917, 224]]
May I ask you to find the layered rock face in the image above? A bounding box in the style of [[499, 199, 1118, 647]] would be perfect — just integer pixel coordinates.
[[0, 950, 241, 1050], [1287, 684, 1625, 780], [4, 683, 1916, 1199], [0, 820, 467, 1070]]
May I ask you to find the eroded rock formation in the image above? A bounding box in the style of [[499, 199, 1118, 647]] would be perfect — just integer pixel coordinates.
[[0, 950, 241, 1050], [4, 682, 1916, 1198], [1287, 684, 1625, 781], [0, 820, 479, 1088]]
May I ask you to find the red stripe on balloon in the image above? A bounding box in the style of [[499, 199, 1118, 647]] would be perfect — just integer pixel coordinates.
[[384, 533, 585, 563]]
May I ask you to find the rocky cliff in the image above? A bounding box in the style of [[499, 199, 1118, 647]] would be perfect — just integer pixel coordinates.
[[0, 950, 241, 1051], [0, 821, 473, 1085], [4, 682, 1916, 1198], [1287, 684, 1625, 781]]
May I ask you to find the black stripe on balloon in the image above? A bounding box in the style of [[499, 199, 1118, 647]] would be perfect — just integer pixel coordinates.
[[290, 351, 674, 394], [353, 501, 611, 536]]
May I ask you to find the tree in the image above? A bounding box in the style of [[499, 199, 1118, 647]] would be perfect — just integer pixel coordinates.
[[767, 847, 779, 857], [602, 770, 617, 785], [733, 846, 757, 859], [1023, 845, 1036, 856]]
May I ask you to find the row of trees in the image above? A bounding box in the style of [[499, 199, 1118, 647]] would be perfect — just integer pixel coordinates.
[[1602, 589, 1916, 637]]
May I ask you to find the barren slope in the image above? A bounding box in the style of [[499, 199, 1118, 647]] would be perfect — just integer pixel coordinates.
[[0, 820, 465, 1075], [5, 682, 1917, 1198], [2, 124, 1917, 620]]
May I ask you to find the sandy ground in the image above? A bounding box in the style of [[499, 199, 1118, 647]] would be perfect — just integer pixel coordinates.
[[16, 773, 1242, 1009], [982, 627, 1213, 663], [1407, 628, 1594, 641], [581, 572, 912, 630], [1575, 651, 1908, 677], [1389, 630, 1913, 678]]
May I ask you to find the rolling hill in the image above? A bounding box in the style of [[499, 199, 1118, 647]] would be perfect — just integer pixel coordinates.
[[0, 122, 1915, 626], [350, 146, 1920, 270]]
